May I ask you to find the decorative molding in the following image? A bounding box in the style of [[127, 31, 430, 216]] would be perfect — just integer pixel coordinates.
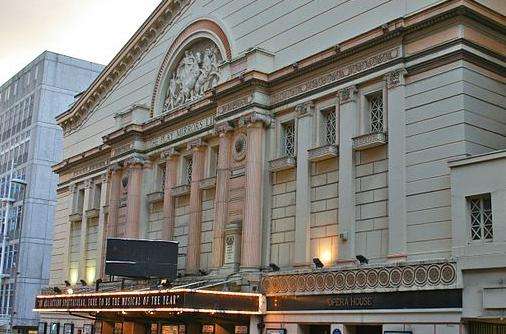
[[147, 191, 164, 204], [217, 94, 253, 116], [308, 145, 339, 162], [241, 112, 273, 128], [85, 208, 99, 219], [214, 122, 234, 136], [269, 156, 297, 172], [59, 0, 194, 134], [161, 147, 180, 160], [187, 138, 207, 151], [125, 155, 147, 167], [353, 132, 388, 150], [271, 47, 401, 105], [108, 162, 123, 174], [230, 167, 245, 178], [69, 213, 82, 223], [261, 261, 458, 296], [338, 85, 358, 105], [199, 177, 216, 190], [385, 68, 407, 89], [295, 101, 315, 118], [171, 184, 190, 197]]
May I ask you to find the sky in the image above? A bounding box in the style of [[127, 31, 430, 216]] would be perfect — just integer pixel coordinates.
[[0, 0, 162, 83]]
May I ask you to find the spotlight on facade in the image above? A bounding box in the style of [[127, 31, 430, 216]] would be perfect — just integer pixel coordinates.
[[80, 279, 87, 286], [313, 257, 324, 269], [269, 263, 280, 272], [64, 281, 71, 287], [356, 254, 369, 264], [160, 279, 171, 288], [95, 279, 102, 292], [66, 288, 74, 295], [52, 287, 62, 294]]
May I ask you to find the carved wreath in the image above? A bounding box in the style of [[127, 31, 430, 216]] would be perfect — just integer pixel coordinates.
[[232, 133, 247, 162]]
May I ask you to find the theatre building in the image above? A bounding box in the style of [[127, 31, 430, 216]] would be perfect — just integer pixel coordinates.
[[35, 1, 506, 334]]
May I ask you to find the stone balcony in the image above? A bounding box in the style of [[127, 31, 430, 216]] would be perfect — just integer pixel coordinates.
[[353, 132, 388, 151], [269, 156, 297, 172], [171, 184, 190, 197], [199, 177, 216, 190], [308, 144, 339, 162]]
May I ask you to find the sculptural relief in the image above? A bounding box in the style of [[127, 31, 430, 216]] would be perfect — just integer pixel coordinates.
[[164, 40, 222, 113]]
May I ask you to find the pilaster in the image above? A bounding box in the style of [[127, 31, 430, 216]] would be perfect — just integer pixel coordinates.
[[211, 123, 233, 270], [107, 163, 122, 238], [385, 68, 408, 261], [64, 184, 77, 282], [96, 174, 109, 279], [78, 180, 92, 282], [185, 139, 207, 275], [337, 86, 358, 264], [162, 147, 180, 240], [293, 101, 314, 267], [125, 155, 146, 238], [241, 112, 272, 271]]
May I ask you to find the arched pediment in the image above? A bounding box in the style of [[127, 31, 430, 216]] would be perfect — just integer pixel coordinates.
[[151, 19, 232, 117]]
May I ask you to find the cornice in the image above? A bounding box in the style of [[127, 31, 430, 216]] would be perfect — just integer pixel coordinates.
[[57, 0, 195, 135]]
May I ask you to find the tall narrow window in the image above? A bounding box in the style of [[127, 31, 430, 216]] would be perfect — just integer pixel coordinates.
[[321, 108, 337, 145], [184, 156, 193, 185], [282, 121, 295, 157], [93, 183, 102, 209], [469, 194, 493, 241], [209, 146, 219, 177], [367, 92, 384, 133]]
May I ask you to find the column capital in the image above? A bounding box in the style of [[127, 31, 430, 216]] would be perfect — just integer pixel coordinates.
[[385, 68, 407, 89], [295, 101, 315, 118], [187, 138, 207, 152], [83, 179, 93, 189], [125, 155, 147, 168], [241, 112, 273, 128], [68, 183, 77, 193], [100, 173, 109, 183], [214, 122, 234, 137], [108, 162, 123, 174], [338, 85, 358, 105], [161, 147, 180, 161]]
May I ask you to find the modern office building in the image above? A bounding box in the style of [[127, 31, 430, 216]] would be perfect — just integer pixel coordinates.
[[36, 1, 505, 334], [0, 52, 103, 334]]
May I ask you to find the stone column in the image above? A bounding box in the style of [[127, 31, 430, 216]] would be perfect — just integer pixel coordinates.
[[96, 174, 109, 279], [78, 180, 92, 282], [337, 86, 358, 264], [241, 112, 271, 271], [386, 69, 408, 261], [107, 163, 122, 237], [293, 101, 314, 267], [162, 148, 180, 240], [211, 123, 233, 270], [64, 184, 77, 281], [125, 155, 145, 238], [185, 139, 207, 275]]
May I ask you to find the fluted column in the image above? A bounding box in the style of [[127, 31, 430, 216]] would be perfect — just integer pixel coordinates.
[[211, 123, 233, 270], [96, 174, 109, 279], [78, 180, 92, 281], [125, 156, 145, 238], [185, 139, 207, 275], [107, 163, 122, 238], [294, 101, 314, 267], [162, 148, 180, 240], [241, 112, 271, 271], [386, 69, 408, 261], [337, 86, 358, 264]]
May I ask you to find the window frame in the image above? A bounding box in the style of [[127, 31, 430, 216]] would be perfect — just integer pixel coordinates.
[[467, 193, 493, 242], [359, 82, 387, 135], [280, 120, 296, 158]]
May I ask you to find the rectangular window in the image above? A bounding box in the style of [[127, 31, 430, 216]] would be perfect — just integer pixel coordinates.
[[93, 183, 102, 209], [184, 156, 193, 185], [321, 108, 337, 145], [367, 92, 384, 133], [158, 163, 166, 191], [209, 146, 219, 177], [468, 194, 493, 241], [282, 121, 296, 157], [76, 188, 85, 213]]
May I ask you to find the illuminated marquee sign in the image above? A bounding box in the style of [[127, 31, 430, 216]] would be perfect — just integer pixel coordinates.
[[34, 289, 261, 314]]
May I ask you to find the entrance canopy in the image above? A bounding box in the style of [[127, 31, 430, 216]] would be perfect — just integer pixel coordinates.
[[34, 289, 264, 315]]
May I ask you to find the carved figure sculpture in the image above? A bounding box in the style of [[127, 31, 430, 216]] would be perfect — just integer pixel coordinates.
[[164, 42, 222, 113]]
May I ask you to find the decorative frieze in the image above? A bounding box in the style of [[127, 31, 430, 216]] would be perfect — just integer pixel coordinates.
[[308, 145, 339, 162], [271, 47, 401, 105], [171, 184, 190, 197], [269, 156, 297, 172], [353, 132, 388, 150], [148, 115, 215, 149], [72, 158, 110, 179], [217, 94, 253, 117], [261, 261, 458, 296], [199, 177, 216, 190]]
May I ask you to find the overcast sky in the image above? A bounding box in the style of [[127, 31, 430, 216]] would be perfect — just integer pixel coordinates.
[[0, 0, 161, 83]]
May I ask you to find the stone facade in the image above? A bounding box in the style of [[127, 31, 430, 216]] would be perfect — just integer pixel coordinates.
[[41, 1, 505, 333]]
